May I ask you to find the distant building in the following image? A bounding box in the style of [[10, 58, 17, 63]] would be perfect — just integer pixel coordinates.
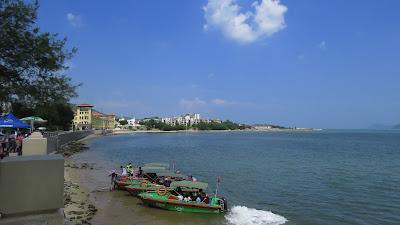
[[72, 104, 116, 130], [161, 113, 208, 126], [127, 118, 136, 126]]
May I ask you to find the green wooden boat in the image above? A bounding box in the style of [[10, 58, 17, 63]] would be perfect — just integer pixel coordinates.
[[115, 165, 168, 188], [144, 162, 170, 168], [141, 166, 168, 173], [114, 177, 147, 189], [155, 171, 186, 179], [138, 181, 227, 214], [125, 180, 166, 196]]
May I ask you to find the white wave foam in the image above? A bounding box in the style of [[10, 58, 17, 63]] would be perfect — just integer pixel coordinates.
[[225, 206, 287, 225]]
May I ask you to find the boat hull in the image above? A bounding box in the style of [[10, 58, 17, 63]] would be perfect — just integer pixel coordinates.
[[125, 184, 164, 196], [114, 178, 146, 190], [140, 196, 223, 214]]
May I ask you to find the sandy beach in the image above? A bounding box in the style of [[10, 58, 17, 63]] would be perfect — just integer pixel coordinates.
[[62, 135, 99, 225]]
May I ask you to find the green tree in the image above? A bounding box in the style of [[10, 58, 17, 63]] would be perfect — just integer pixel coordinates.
[[119, 120, 128, 125], [0, 0, 79, 129]]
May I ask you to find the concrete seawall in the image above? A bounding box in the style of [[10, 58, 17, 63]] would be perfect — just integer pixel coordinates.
[[0, 155, 64, 225], [0, 130, 95, 225], [46, 130, 93, 154]]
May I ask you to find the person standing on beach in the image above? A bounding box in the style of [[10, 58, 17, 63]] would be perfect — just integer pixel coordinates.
[[109, 170, 118, 190]]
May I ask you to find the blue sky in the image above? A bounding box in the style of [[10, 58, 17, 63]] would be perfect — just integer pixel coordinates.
[[37, 0, 400, 128]]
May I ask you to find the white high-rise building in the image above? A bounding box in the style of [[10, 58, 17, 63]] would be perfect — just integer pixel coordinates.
[[161, 113, 202, 126], [127, 118, 136, 126]]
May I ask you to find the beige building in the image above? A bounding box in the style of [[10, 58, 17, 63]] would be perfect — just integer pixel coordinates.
[[72, 103, 116, 130]]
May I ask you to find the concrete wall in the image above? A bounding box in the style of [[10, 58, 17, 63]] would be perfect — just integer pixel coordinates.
[[47, 136, 58, 154], [45, 130, 93, 153], [22, 132, 48, 156], [0, 209, 64, 225], [58, 130, 92, 147], [0, 155, 64, 216]]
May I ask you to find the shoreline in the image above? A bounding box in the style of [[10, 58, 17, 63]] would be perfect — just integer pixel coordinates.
[[111, 128, 321, 135], [62, 134, 100, 225]]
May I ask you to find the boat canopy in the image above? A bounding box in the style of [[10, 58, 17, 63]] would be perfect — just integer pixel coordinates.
[[170, 181, 208, 190], [156, 172, 186, 178], [144, 162, 170, 168], [142, 166, 168, 174]]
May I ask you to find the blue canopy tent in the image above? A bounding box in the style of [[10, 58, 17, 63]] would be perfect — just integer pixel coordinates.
[[0, 113, 30, 128]]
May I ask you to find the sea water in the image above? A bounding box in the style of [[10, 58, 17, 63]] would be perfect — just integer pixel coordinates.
[[76, 130, 400, 225]]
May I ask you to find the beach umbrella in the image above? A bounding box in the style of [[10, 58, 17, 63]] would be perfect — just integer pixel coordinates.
[[0, 113, 30, 129], [21, 116, 47, 132]]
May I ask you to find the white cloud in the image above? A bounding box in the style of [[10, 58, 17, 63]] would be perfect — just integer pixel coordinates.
[[67, 13, 83, 28], [319, 41, 326, 50], [203, 0, 287, 44], [179, 98, 206, 109], [211, 98, 227, 105]]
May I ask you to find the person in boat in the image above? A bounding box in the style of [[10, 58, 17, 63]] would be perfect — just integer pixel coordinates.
[[164, 177, 172, 187], [177, 194, 184, 201], [137, 166, 143, 177], [120, 166, 128, 176], [196, 196, 201, 203], [192, 192, 199, 202], [175, 186, 183, 196], [188, 174, 197, 182], [156, 177, 164, 185], [199, 189, 210, 204], [199, 189, 207, 202], [126, 162, 133, 175]]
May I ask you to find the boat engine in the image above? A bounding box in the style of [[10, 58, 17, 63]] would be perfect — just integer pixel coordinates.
[[220, 197, 228, 212]]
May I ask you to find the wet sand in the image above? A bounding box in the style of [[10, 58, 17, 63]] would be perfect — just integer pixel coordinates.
[[64, 160, 97, 225], [62, 135, 99, 225]]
